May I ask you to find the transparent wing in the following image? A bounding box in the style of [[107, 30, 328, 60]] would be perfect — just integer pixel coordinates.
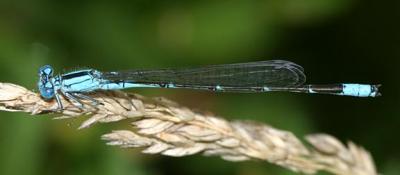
[[101, 60, 306, 90]]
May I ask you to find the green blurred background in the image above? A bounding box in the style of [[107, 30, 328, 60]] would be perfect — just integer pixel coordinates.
[[0, 0, 398, 175]]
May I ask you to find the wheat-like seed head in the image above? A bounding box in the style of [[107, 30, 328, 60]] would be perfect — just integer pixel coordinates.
[[0, 83, 377, 175]]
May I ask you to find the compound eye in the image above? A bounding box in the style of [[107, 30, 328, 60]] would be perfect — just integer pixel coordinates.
[[39, 65, 53, 76], [38, 82, 55, 100], [40, 88, 55, 100]]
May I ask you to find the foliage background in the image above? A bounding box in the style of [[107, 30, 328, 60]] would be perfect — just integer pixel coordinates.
[[0, 1, 398, 175]]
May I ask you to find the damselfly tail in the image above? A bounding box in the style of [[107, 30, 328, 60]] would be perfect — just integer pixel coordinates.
[[267, 84, 381, 97]]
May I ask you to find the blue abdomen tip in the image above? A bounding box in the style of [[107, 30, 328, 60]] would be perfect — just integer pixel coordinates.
[[342, 84, 380, 97]]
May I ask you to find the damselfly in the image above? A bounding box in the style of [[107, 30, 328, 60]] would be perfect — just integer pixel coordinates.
[[38, 60, 380, 109]]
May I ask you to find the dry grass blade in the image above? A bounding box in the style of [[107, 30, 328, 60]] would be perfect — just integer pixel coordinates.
[[0, 82, 377, 175]]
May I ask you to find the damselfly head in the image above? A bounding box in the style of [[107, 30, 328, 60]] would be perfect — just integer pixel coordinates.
[[38, 65, 55, 100]]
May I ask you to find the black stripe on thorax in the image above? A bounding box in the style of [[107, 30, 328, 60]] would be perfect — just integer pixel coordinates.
[[62, 71, 90, 80]]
